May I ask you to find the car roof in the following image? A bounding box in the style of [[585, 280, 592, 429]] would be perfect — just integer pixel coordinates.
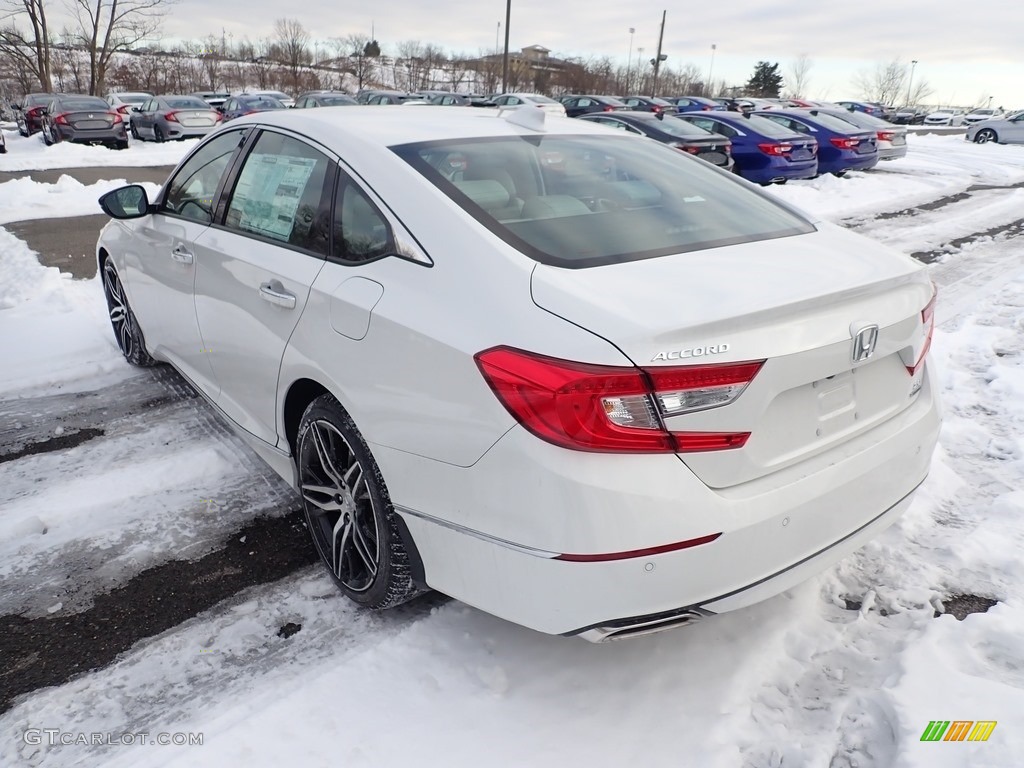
[[232, 105, 619, 147]]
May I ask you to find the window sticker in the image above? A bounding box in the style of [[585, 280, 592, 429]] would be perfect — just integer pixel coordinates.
[[232, 154, 317, 241]]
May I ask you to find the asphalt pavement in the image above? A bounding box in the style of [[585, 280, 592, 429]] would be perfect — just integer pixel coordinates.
[[1, 166, 174, 280]]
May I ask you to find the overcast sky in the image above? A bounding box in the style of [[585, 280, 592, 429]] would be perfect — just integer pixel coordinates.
[[153, 0, 1022, 106]]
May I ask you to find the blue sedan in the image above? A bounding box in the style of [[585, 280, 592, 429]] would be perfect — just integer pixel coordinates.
[[667, 96, 725, 113], [753, 110, 879, 176], [676, 111, 817, 184]]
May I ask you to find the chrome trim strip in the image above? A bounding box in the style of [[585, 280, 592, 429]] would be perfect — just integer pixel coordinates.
[[394, 505, 559, 559]]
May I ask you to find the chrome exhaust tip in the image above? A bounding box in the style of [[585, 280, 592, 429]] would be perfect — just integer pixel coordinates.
[[576, 610, 706, 643]]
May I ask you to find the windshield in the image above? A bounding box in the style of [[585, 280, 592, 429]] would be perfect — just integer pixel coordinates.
[[319, 95, 356, 105], [395, 135, 814, 269]]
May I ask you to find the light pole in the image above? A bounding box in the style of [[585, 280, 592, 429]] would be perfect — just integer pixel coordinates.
[[906, 59, 918, 105], [501, 0, 511, 93], [706, 43, 717, 97], [636, 47, 644, 92], [496, 22, 500, 55], [626, 27, 635, 94]]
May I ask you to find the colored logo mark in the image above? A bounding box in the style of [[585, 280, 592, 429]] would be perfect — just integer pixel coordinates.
[[920, 721, 997, 742]]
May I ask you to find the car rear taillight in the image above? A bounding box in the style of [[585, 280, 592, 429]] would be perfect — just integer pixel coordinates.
[[758, 142, 792, 156], [702, 105, 712, 110], [603, 105, 615, 112], [54, 113, 70, 125], [673, 143, 701, 154], [163, 111, 179, 122], [652, 105, 663, 113], [117, 105, 131, 115], [830, 137, 860, 149], [906, 288, 937, 375], [475, 346, 763, 453], [877, 131, 894, 141], [212, 111, 223, 122], [110, 112, 123, 124]]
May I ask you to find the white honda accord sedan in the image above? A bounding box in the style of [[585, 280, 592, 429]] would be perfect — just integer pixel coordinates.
[[96, 106, 940, 641]]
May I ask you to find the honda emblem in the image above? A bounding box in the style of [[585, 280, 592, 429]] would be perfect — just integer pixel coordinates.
[[851, 324, 879, 363]]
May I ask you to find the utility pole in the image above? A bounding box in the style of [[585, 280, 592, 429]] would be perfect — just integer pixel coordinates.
[[906, 59, 918, 105], [501, 0, 512, 93], [651, 10, 667, 98], [626, 27, 635, 94]]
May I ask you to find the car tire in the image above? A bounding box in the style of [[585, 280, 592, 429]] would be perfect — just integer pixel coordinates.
[[130, 123, 140, 140], [101, 260, 158, 367], [42, 126, 53, 146], [296, 394, 419, 610], [114, 140, 129, 150], [975, 129, 997, 144], [153, 125, 165, 143]]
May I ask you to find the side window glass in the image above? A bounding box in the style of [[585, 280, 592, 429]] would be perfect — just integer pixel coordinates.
[[162, 130, 245, 223], [224, 131, 334, 256], [332, 176, 393, 264]]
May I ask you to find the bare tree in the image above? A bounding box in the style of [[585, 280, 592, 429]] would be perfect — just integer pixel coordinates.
[[273, 17, 309, 92], [66, 0, 175, 95], [786, 54, 812, 98], [0, 0, 53, 91]]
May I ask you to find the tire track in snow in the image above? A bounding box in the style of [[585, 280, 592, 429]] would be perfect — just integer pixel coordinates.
[[0, 365, 301, 619]]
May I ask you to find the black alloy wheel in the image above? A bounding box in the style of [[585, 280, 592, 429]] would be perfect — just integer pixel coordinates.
[[974, 129, 997, 144], [130, 122, 140, 140], [296, 394, 418, 609], [101, 260, 157, 366], [154, 125, 165, 142]]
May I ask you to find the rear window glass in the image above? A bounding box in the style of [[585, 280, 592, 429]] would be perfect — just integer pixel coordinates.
[[796, 111, 870, 133], [395, 135, 814, 269], [58, 98, 109, 111], [656, 117, 720, 138], [166, 97, 209, 109], [319, 96, 356, 105], [735, 115, 803, 138]]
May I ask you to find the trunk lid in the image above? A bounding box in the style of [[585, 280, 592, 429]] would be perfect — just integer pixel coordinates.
[[66, 110, 116, 130], [530, 224, 933, 488]]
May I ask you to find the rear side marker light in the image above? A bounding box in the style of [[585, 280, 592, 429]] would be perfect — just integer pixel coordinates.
[[555, 533, 723, 562], [906, 288, 937, 375], [475, 346, 763, 454]]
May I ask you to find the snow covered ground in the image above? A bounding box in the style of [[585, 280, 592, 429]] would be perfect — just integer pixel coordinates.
[[1, 134, 1023, 767]]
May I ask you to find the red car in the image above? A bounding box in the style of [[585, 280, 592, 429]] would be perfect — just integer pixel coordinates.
[[16, 93, 55, 136]]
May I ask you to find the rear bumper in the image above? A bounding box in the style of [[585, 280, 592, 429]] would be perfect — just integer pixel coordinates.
[[739, 154, 818, 183], [56, 126, 127, 144], [819, 150, 880, 174], [392, 365, 941, 636], [879, 144, 908, 160]]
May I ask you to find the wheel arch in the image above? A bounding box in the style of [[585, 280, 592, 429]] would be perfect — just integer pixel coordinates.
[[282, 377, 331, 459], [283, 377, 429, 590]]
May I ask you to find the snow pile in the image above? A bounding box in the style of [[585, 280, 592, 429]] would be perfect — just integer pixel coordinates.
[[0, 175, 163, 225], [0, 131, 196, 171]]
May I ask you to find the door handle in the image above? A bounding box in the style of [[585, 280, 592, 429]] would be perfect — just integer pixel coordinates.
[[171, 245, 194, 264], [259, 282, 296, 309]]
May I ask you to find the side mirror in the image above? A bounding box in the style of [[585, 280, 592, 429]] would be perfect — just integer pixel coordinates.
[[131, 106, 141, 113], [99, 185, 151, 219]]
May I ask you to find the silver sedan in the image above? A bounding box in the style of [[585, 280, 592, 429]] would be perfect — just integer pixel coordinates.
[[130, 95, 223, 142], [966, 112, 1024, 144]]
